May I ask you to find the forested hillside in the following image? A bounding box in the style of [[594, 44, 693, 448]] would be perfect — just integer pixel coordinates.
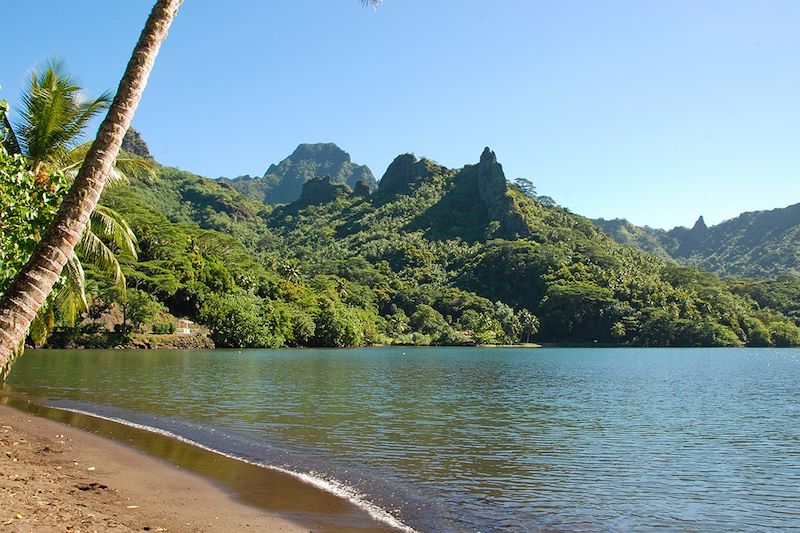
[[5, 120, 798, 349], [595, 204, 800, 278], [73, 144, 800, 348]]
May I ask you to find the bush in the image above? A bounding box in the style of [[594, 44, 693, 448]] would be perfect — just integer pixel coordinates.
[[312, 298, 365, 347], [769, 320, 800, 347], [200, 291, 287, 348], [125, 289, 164, 332], [152, 322, 175, 334]]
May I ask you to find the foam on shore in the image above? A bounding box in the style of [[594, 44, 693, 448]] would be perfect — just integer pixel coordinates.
[[56, 405, 417, 533]]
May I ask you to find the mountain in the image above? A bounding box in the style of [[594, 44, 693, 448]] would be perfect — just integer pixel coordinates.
[[595, 204, 800, 278], [121, 127, 153, 159], [591, 218, 677, 260], [34, 140, 796, 349], [218, 143, 376, 205], [252, 147, 798, 346]]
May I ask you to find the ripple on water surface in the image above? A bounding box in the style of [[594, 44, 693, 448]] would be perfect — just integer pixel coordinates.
[[4, 347, 800, 532]]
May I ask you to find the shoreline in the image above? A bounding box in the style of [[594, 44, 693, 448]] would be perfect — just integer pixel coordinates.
[[0, 400, 400, 532]]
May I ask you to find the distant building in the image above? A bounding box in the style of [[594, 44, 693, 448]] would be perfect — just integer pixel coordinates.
[[176, 319, 194, 335]]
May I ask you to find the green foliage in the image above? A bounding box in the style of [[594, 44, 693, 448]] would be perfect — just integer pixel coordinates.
[[596, 203, 800, 279], [0, 150, 69, 295], [152, 322, 175, 334], [312, 298, 365, 347], [200, 291, 287, 348], [16, 137, 795, 349], [16, 58, 111, 168], [1, 62, 152, 348], [729, 275, 800, 323], [768, 319, 800, 347], [124, 289, 163, 333]]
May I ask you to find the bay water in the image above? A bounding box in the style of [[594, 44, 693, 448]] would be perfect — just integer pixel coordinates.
[[3, 347, 799, 532]]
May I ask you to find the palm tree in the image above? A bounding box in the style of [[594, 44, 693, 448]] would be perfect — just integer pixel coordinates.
[[0, 0, 384, 371], [0, 0, 184, 370], [17, 59, 112, 175], [6, 61, 141, 345], [27, 203, 138, 345], [279, 261, 302, 284]]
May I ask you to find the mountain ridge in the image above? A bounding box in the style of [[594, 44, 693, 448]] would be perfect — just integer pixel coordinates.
[[57, 130, 798, 348], [218, 142, 376, 205], [594, 203, 800, 278]]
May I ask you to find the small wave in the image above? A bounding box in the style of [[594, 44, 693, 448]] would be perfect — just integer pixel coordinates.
[[55, 406, 418, 533]]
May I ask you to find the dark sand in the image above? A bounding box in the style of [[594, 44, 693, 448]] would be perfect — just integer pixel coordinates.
[[0, 404, 398, 532]]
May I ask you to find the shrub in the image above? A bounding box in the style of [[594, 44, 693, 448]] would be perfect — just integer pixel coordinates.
[[152, 322, 175, 334]]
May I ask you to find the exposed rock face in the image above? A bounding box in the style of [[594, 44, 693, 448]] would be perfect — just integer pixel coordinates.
[[375, 154, 446, 201], [693, 215, 708, 232], [676, 215, 710, 257], [295, 176, 351, 207], [219, 143, 375, 205], [476, 147, 530, 237], [352, 179, 372, 198], [476, 147, 505, 212], [121, 127, 152, 159]]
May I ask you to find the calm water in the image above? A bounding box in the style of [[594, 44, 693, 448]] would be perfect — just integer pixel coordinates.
[[3, 347, 800, 532]]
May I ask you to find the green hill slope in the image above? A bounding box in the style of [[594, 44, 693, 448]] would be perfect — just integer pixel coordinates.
[[73, 146, 800, 348], [595, 205, 800, 278]]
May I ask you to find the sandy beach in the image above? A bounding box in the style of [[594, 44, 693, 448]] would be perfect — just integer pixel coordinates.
[[0, 404, 307, 532]]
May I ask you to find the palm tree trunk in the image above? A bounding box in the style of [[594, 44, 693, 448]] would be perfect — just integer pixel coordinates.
[[0, 0, 183, 370]]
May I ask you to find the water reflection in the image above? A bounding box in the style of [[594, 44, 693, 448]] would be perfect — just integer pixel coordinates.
[[4, 347, 800, 532]]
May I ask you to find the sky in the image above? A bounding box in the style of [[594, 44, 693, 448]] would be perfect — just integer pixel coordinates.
[[2, 0, 799, 229]]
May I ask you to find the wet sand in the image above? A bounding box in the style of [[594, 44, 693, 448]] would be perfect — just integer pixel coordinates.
[[0, 403, 397, 532]]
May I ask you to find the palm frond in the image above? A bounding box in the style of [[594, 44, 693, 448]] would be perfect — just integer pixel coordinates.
[[15, 58, 111, 167], [108, 154, 157, 182], [75, 229, 127, 294], [54, 255, 89, 326], [90, 205, 138, 260], [28, 306, 53, 346], [56, 142, 157, 184], [57, 141, 92, 175]]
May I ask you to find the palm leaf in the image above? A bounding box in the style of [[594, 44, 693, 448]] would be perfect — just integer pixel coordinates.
[[54, 255, 89, 326], [75, 229, 127, 294], [90, 205, 138, 260], [28, 306, 53, 346], [60, 142, 156, 182], [16, 58, 111, 168]]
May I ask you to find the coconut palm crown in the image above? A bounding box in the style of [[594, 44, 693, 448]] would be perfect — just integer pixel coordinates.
[[0, 0, 383, 370], [5, 61, 141, 347], [17, 59, 111, 173]]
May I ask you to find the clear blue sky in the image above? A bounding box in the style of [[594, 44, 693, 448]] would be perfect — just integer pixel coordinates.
[[3, 1, 799, 229]]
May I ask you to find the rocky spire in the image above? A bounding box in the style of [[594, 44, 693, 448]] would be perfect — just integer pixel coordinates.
[[692, 215, 708, 232]]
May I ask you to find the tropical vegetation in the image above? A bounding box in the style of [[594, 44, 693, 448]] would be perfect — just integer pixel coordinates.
[[7, 131, 795, 351], [1, 60, 149, 350], [2, 0, 798, 367], [0, 0, 183, 371], [595, 205, 800, 279]]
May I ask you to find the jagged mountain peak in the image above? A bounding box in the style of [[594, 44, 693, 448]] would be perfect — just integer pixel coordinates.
[[286, 142, 350, 163], [375, 154, 447, 200], [692, 215, 708, 232], [121, 127, 152, 159], [595, 204, 800, 278], [480, 146, 497, 165], [220, 142, 376, 205]]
